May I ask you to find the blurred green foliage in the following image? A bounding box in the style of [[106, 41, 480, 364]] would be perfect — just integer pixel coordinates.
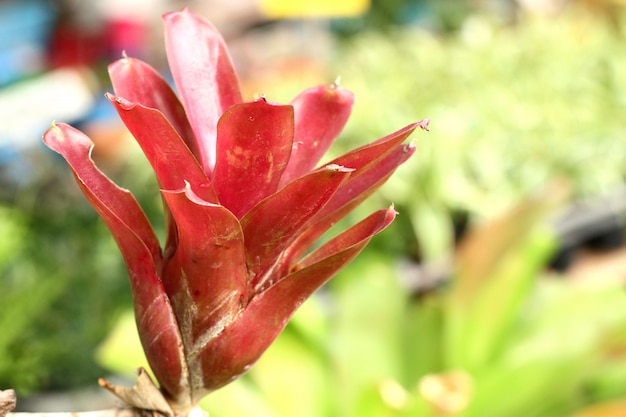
[[262, 7, 626, 259], [0, 154, 151, 393], [324, 10, 626, 260]]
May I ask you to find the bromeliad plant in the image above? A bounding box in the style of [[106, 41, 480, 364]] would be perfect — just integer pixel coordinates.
[[42, 8, 428, 416]]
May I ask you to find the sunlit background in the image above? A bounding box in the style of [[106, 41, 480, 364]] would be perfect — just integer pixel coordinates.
[[2, 0, 626, 416]]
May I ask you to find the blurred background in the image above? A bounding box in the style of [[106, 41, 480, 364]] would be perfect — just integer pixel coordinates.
[[2, 0, 626, 416]]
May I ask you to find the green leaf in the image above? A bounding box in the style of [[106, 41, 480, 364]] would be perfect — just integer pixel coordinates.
[[444, 194, 560, 372]]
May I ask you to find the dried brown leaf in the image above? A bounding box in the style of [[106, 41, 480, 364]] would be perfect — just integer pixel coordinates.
[[0, 389, 16, 417], [99, 369, 174, 417]]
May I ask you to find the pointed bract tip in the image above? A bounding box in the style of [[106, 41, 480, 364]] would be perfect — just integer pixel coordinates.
[[418, 118, 430, 131], [163, 180, 221, 208], [403, 141, 417, 153], [43, 122, 62, 143], [106, 92, 136, 110], [162, 7, 189, 20], [325, 163, 355, 173]]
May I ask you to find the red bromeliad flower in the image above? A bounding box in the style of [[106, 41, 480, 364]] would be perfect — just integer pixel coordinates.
[[43, 8, 428, 415]]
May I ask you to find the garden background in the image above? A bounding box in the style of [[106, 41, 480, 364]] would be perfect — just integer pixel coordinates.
[[2, 0, 626, 416]]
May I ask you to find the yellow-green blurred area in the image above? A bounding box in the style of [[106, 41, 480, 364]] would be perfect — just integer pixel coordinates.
[[2, 0, 626, 416]]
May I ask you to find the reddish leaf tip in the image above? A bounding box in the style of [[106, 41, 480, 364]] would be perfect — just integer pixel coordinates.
[[106, 92, 135, 110], [44, 122, 61, 139], [175, 180, 221, 207], [418, 118, 430, 131], [162, 7, 190, 20], [403, 142, 417, 153], [43, 123, 63, 147], [325, 163, 355, 173], [387, 204, 399, 218], [111, 54, 131, 69], [43, 122, 93, 154]]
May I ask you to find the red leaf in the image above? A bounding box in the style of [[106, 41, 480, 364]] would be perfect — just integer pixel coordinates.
[[240, 164, 352, 294], [125, 242, 192, 409], [296, 206, 396, 269], [42, 124, 190, 406], [318, 123, 418, 219], [108, 56, 199, 159], [107, 94, 217, 204], [212, 99, 294, 218], [161, 184, 248, 349], [163, 8, 243, 174], [281, 135, 416, 268], [194, 209, 392, 392], [279, 82, 354, 186]]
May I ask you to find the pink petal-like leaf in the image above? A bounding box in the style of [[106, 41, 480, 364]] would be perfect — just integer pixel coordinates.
[[212, 99, 294, 218], [43, 124, 190, 407], [163, 8, 243, 174], [279, 82, 354, 187], [107, 94, 217, 204], [194, 207, 395, 392], [108, 56, 199, 159], [161, 184, 248, 351], [241, 164, 353, 293]]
